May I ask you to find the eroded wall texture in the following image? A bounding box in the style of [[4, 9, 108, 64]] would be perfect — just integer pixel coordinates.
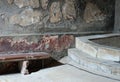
[[0, 0, 115, 34], [0, 0, 115, 57], [114, 0, 120, 32], [0, 0, 115, 59], [0, 0, 116, 74]]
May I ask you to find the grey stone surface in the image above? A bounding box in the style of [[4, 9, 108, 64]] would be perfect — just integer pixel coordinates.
[[68, 48, 120, 75], [76, 37, 97, 57], [114, 0, 120, 32], [10, 8, 43, 26], [91, 36, 120, 48], [49, 1, 62, 23], [14, 0, 40, 8], [84, 2, 106, 23], [0, 65, 120, 82], [60, 57, 120, 80], [97, 47, 120, 61], [62, 0, 76, 20], [0, 0, 114, 35], [76, 33, 120, 61], [41, 0, 48, 10], [7, 0, 14, 4]]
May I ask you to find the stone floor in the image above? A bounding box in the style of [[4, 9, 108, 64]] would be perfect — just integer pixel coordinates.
[[0, 65, 119, 82]]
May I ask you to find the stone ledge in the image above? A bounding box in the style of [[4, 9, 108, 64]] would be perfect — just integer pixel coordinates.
[[59, 56, 120, 81], [76, 38, 97, 57], [76, 33, 120, 61], [68, 48, 120, 76]]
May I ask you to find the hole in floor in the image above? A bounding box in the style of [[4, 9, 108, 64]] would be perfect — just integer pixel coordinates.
[[0, 57, 63, 75]]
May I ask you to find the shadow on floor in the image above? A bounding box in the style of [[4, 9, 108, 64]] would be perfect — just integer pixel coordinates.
[[0, 57, 63, 75]]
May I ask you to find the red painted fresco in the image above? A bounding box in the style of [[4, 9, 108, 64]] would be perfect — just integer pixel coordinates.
[[35, 35, 74, 52], [0, 38, 12, 52], [0, 35, 74, 53], [59, 35, 74, 51]]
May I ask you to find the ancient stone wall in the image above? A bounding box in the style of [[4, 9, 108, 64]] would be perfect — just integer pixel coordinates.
[[114, 0, 120, 32], [0, 0, 115, 74], [0, 0, 115, 59], [0, 0, 115, 35]]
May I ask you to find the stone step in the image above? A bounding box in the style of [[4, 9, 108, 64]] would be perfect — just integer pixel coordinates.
[[59, 56, 120, 80], [75, 35, 120, 61], [76, 37, 97, 57], [68, 48, 120, 76]]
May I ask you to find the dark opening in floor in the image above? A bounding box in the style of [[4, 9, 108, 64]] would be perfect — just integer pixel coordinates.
[[0, 57, 62, 75]]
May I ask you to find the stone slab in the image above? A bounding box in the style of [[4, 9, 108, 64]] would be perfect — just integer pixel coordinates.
[[0, 65, 120, 82], [60, 56, 120, 81], [76, 33, 120, 61], [76, 38, 97, 57], [97, 47, 120, 61], [68, 48, 120, 76]]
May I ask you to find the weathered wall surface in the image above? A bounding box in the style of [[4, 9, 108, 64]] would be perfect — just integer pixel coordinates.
[[114, 0, 120, 32], [0, 0, 115, 60], [0, 0, 115, 35], [0, 35, 74, 58], [0, 0, 115, 74]]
